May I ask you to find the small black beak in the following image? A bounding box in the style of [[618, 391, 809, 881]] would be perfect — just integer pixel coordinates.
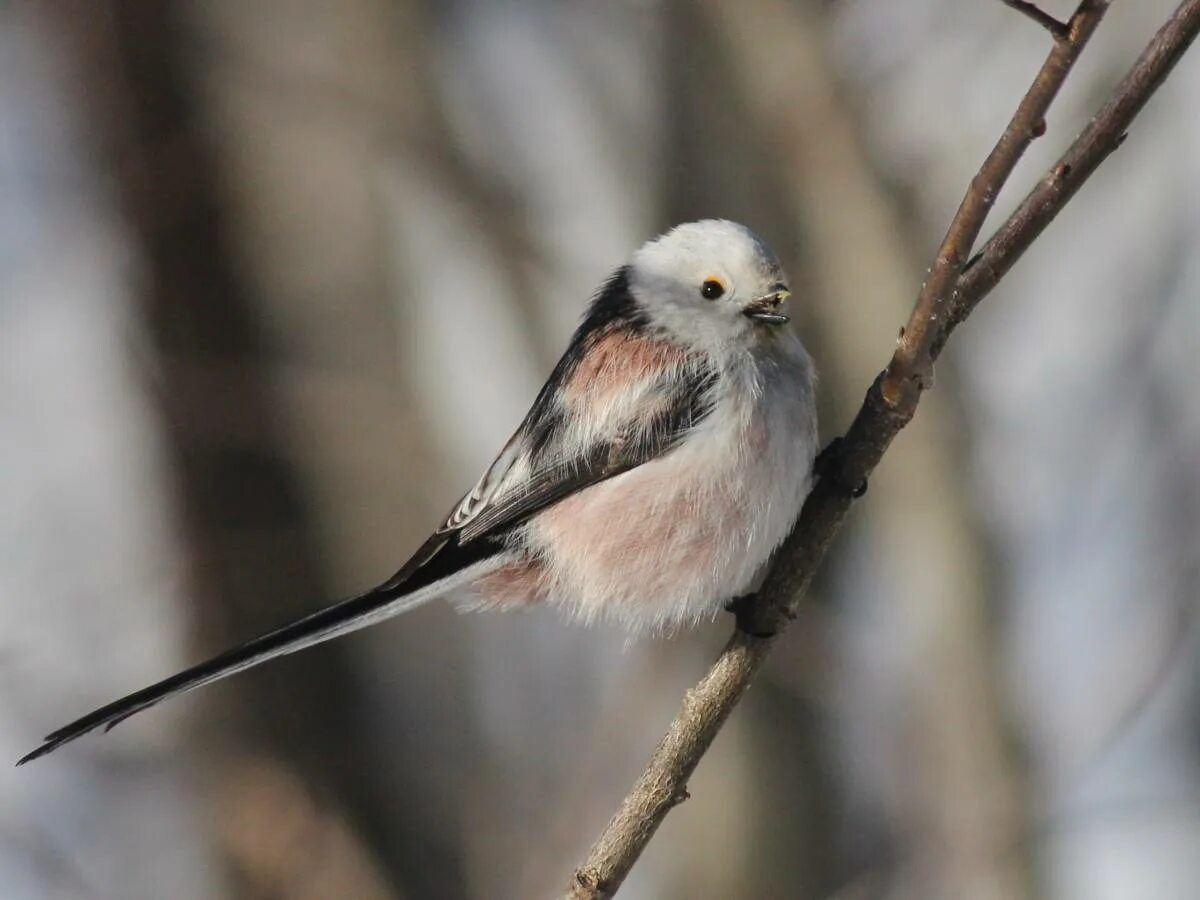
[[744, 289, 791, 325]]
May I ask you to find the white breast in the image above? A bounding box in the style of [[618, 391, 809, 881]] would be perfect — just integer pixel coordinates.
[[520, 346, 817, 633]]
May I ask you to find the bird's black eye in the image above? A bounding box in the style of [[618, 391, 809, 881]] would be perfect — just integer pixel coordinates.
[[701, 279, 725, 300]]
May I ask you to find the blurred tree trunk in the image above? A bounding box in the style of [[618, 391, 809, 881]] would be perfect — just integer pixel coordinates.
[[42, 1, 470, 896], [653, 1, 843, 896], [705, 1, 1033, 896]]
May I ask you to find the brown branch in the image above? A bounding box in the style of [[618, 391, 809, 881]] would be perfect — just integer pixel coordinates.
[[564, 0, 1200, 896], [1000, 0, 1071, 38]]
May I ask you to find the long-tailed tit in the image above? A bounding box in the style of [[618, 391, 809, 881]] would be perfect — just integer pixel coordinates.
[[20, 219, 818, 765]]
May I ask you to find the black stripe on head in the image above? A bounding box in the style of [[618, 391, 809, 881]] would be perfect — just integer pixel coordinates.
[[574, 265, 647, 339]]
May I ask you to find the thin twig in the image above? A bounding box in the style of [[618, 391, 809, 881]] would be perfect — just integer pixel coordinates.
[[1000, 0, 1071, 38], [935, 0, 1200, 357], [564, 0, 1200, 896], [883, 0, 1108, 410]]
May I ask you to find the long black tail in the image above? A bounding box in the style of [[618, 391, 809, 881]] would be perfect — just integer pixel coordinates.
[[18, 534, 502, 765]]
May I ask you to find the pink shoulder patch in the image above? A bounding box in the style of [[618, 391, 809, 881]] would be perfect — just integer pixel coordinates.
[[563, 328, 690, 406]]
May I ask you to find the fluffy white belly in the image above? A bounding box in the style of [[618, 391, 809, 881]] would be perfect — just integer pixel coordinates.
[[483, 377, 815, 633]]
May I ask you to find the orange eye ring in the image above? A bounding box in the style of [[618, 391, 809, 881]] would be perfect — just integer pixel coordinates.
[[700, 278, 726, 300]]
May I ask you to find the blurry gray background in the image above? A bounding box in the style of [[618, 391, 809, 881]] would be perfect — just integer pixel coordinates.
[[2, 1, 1197, 898]]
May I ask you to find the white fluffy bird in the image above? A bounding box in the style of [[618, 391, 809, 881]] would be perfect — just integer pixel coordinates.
[[20, 219, 818, 765]]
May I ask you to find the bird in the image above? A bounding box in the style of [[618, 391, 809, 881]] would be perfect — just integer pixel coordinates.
[[19, 219, 818, 766]]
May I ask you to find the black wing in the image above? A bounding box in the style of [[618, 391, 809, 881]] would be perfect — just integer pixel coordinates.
[[456, 366, 717, 542], [439, 265, 714, 543]]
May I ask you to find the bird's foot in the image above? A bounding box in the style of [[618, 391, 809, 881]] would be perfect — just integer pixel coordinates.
[[815, 437, 867, 498], [725, 593, 783, 639]]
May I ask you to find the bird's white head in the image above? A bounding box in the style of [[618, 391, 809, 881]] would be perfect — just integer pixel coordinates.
[[628, 219, 794, 353]]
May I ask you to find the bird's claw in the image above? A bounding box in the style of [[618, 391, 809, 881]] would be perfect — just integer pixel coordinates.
[[815, 437, 868, 499], [724, 593, 780, 639]]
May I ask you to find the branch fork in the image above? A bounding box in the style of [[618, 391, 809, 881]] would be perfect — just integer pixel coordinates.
[[1001, 0, 1071, 39]]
